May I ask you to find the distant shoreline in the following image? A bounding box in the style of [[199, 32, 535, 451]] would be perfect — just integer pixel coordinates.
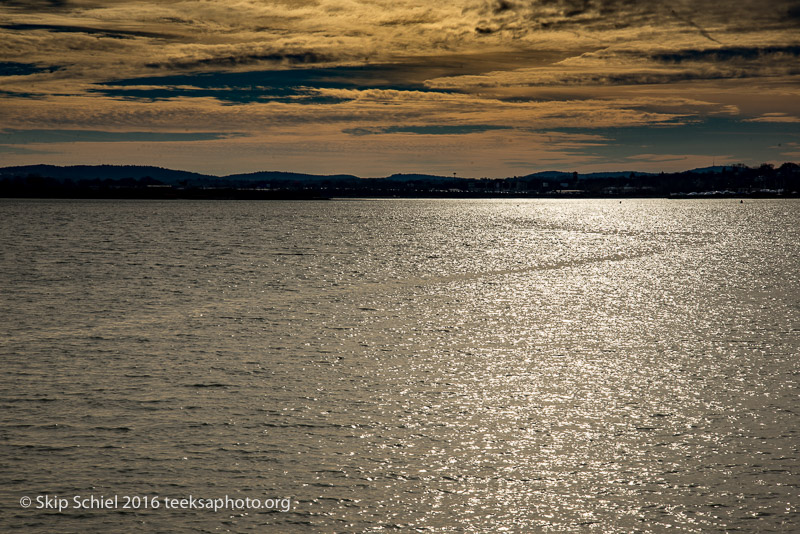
[[1, 191, 796, 200], [2, 162, 797, 199]]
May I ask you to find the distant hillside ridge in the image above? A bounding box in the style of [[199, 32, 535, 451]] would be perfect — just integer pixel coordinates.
[[0, 163, 760, 183], [1, 162, 797, 199], [0, 164, 212, 183]]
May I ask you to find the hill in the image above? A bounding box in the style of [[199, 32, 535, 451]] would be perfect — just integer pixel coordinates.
[[0, 164, 212, 183]]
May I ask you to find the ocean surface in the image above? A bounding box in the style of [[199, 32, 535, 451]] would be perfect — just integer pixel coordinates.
[[1, 198, 798, 533]]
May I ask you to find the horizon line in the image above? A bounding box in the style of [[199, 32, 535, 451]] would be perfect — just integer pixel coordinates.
[[2, 161, 793, 181]]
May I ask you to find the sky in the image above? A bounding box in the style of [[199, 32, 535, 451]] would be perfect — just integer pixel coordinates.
[[0, 0, 799, 177]]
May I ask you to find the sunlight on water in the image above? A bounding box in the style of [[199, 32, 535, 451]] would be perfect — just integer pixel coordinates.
[[1, 199, 798, 532]]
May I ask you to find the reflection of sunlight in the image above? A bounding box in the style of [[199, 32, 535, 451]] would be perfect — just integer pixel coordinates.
[[3, 198, 797, 532], [343, 199, 799, 531]]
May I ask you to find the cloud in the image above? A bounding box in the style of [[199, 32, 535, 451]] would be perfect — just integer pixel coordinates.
[[744, 113, 800, 123], [0, 129, 239, 143], [0, 0, 72, 8], [1, 23, 174, 39], [0, 125, 610, 177], [1, 0, 798, 174], [779, 142, 800, 159], [343, 124, 511, 135], [426, 41, 800, 91], [668, 8, 719, 44], [0, 145, 55, 155], [466, 0, 800, 36], [626, 153, 714, 162], [144, 51, 336, 70], [90, 64, 450, 105], [3, 1, 798, 92], [549, 117, 800, 168]]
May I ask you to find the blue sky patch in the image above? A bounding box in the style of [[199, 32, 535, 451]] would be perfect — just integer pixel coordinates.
[[92, 65, 451, 104], [550, 118, 800, 163], [0, 61, 60, 76]]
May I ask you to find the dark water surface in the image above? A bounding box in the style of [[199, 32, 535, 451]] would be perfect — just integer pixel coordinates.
[[1, 198, 798, 532]]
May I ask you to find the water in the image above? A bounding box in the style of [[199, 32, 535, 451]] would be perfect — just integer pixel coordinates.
[[1, 198, 798, 532]]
